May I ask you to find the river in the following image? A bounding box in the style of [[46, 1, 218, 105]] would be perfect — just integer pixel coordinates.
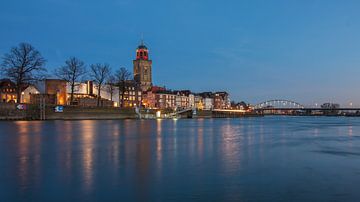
[[1, 117, 360, 201]]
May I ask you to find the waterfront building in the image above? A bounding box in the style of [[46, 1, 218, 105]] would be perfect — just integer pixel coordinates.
[[133, 41, 152, 92], [66, 80, 141, 107], [194, 94, 204, 109], [116, 80, 142, 108], [203, 98, 214, 110], [21, 85, 40, 103], [142, 91, 156, 109], [231, 101, 249, 110], [189, 94, 195, 108], [198, 92, 214, 110], [213, 92, 231, 109], [157, 91, 176, 109], [143, 86, 176, 109], [0, 79, 40, 103], [174, 90, 191, 109], [31, 78, 143, 107], [30, 79, 67, 105], [0, 79, 17, 103], [45, 79, 67, 105]]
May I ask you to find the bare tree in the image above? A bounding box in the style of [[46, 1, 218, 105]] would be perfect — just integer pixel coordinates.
[[106, 75, 116, 102], [55, 57, 86, 105], [90, 63, 111, 106], [1, 43, 46, 103], [115, 67, 131, 108]]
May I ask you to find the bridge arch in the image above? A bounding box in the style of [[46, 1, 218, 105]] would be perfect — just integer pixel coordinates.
[[254, 99, 305, 109]]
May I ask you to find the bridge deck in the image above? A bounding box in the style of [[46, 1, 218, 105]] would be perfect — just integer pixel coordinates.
[[256, 108, 360, 111]]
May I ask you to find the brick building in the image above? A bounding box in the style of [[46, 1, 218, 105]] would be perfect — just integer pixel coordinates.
[[143, 86, 176, 109], [213, 92, 231, 109]]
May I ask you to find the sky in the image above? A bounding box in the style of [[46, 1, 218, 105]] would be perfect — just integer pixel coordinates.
[[1, 0, 360, 106]]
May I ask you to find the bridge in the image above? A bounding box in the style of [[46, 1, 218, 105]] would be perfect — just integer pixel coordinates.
[[254, 99, 360, 115], [254, 99, 305, 110]]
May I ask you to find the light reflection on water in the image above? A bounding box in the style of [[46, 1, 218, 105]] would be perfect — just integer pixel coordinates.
[[1, 117, 360, 201]]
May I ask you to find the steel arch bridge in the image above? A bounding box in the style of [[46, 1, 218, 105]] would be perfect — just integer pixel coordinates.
[[254, 99, 305, 109]]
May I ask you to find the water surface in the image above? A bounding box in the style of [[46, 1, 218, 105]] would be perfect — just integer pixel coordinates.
[[1, 117, 360, 201]]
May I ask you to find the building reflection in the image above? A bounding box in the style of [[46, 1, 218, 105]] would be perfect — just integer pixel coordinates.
[[79, 120, 96, 192], [56, 121, 74, 181], [14, 121, 42, 193], [220, 121, 242, 174], [156, 119, 162, 164], [110, 121, 121, 176], [172, 119, 178, 157], [15, 121, 31, 191], [197, 119, 204, 159]]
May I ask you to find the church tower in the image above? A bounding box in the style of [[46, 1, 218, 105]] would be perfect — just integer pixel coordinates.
[[133, 41, 152, 92]]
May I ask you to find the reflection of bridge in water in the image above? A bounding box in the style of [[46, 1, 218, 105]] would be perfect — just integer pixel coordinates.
[[254, 99, 360, 115], [170, 108, 251, 118]]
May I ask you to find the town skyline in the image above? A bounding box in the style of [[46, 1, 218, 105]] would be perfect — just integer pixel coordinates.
[[1, 0, 360, 106]]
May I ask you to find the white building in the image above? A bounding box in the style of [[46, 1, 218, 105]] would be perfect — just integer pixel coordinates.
[[21, 85, 40, 103], [189, 94, 195, 108], [203, 97, 214, 110]]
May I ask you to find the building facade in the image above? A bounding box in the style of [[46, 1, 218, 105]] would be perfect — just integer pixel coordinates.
[[213, 92, 231, 109], [174, 90, 191, 109], [0, 79, 40, 104], [117, 80, 142, 108], [142, 86, 176, 109], [0, 79, 17, 103], [45, 79, 67, 105], [21, 86, 40, 103]]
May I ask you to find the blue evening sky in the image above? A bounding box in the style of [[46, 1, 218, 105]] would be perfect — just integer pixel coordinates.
[[1, 0, 360, 106]]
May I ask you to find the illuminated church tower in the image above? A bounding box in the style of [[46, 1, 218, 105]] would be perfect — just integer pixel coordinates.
[[133, 41, 152, 92]]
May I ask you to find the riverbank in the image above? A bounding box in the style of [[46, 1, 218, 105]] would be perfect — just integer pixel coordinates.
[[0, 104, 262, 120]]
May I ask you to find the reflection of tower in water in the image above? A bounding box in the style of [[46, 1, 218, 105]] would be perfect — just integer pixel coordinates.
[[134, 120, 154, 201]]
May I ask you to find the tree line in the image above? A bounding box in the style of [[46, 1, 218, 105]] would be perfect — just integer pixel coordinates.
[[1, 42, 132, 107]]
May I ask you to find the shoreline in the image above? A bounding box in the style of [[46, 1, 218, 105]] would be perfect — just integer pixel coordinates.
[[2, 114, 360, 121]]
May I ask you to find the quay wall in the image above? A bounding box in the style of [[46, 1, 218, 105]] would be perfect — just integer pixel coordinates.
[[0, 103, 261, 120], [0, 104, 137, 120], [44, 106, 137, 120]]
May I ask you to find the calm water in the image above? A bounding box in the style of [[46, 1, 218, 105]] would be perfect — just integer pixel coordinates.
[[1, 117, 360, 201]]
